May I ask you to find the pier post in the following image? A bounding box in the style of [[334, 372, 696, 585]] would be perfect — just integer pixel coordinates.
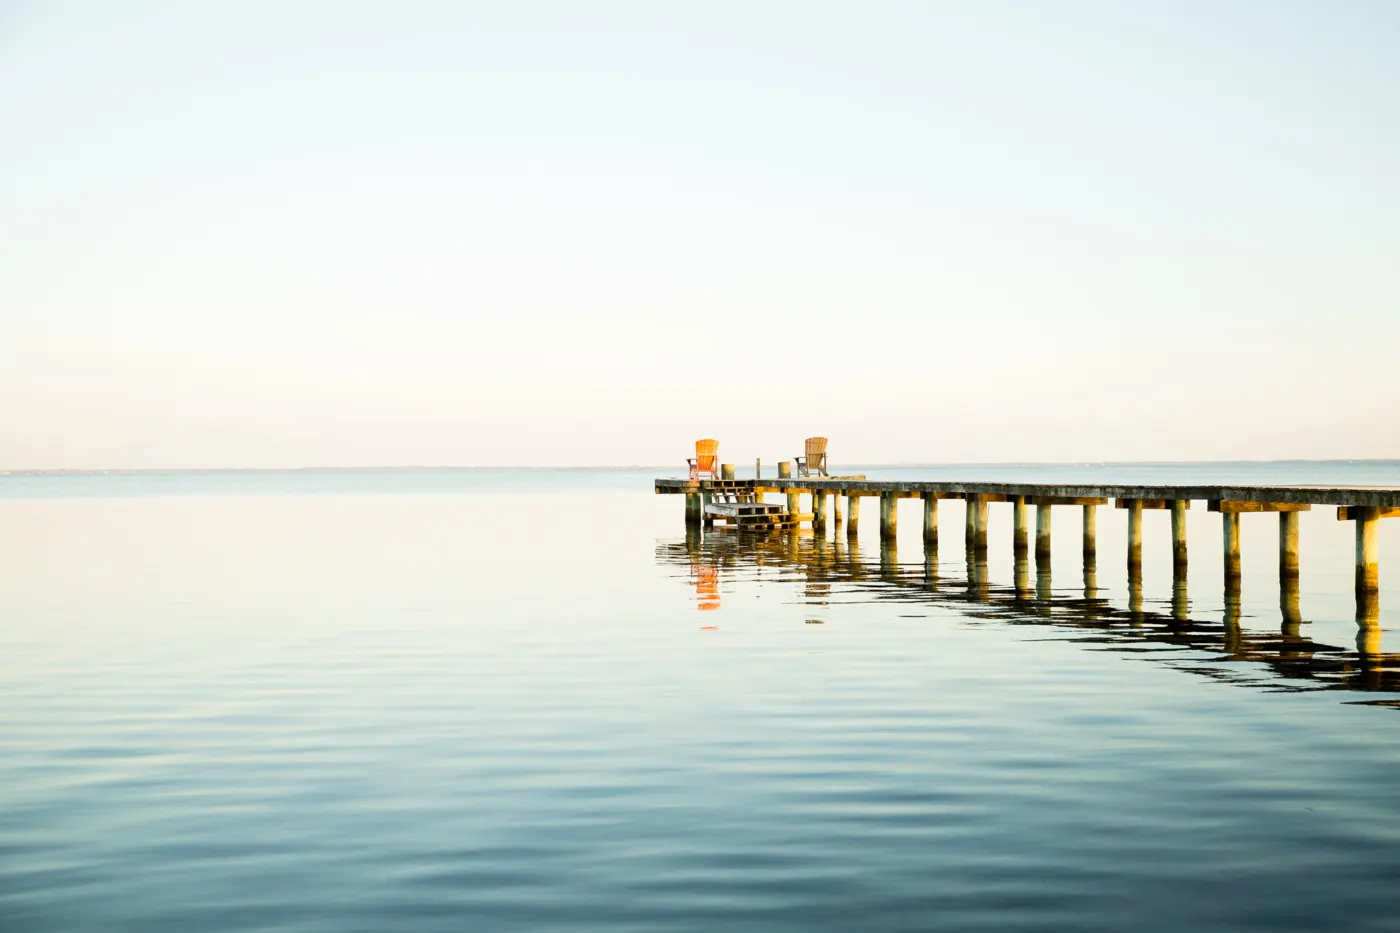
[[880, 493, 898, 540], [813, 489, 828, 531], [1035, 503, 1052, 564], [973, 497, 989, 554], [721, 464, 735, 481], [1127, 500, 1143, 581], [779, 462, 800, 521], [1013, 496, 1029, 557], [1082, 503, 1097, 564], [1222, 512, 1241, 582], [701, 489, 714, 527], [1171, 499, 1188, 573], [923, 494, 939, 547], [834, 489, 845, 527], [964, 499, 975, 551], [1356, 508, 1379, 598], [847, 494, 860, 537], [685, 492, 702, 525], [1279, 510, 1299, 581]]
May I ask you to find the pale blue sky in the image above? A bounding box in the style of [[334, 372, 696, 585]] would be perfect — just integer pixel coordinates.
[[3, 1, 1397, 468]]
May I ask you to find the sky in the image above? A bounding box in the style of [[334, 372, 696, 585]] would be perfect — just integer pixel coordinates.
[[2, 1, 1398, 469]]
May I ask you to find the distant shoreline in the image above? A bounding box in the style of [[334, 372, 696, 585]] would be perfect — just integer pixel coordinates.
[[4, 459, 1400, 477]]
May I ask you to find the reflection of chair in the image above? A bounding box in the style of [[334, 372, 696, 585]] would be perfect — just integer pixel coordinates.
[[688, 439, 720, 480], [795, 437, 828, 477], [696, 565, 720, 611]]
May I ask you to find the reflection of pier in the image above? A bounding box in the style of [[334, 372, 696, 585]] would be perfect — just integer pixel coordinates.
[[656, 528, 1400, 704], [658, 474, 1399, 634]]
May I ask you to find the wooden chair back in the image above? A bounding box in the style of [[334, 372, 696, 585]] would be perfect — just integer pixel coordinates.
[[805, 437, 828, 460], [690, 438, 720, 479]]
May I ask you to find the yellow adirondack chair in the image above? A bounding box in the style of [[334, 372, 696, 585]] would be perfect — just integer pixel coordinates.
[[688, 439, 720, 480], [795, 437, 828, 477]]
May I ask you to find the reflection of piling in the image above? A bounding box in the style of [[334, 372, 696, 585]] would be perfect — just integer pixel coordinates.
[[880, 537, 898, 580], [973, 554, 990, 601], [1015, 555, 1031, 600], [1036, 564, 1052, 605], [1013, 496, 1029, 557], [923, 494, 939, 547], [1083, 563, 1097, 599], [1128, 576, 1143, 618], [880, 493, 898, 540], [1357, 588, 1381, 655], [923, 541, 939, 588], [1171, 574, 1189, 622]]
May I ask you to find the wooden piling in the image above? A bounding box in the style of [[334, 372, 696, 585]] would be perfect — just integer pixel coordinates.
[[1356, 508, 1379, 597], [685, 492, 702, 524], [1279, 510, 1299, 579], [964, 499, 976, 550], [813, 489, 827, 530], [923, 494, 939, 546], [1013, 496, 1029, 556], [847, 494, 860, 537], [880, 493, 898, 540], [973, 497, 989, 553], [1082, 503, 1097, 562], [1222, 512, 1241, 581], [1127, 500, 1143, 580], [721, 464, 735, 481], [1171, 499, 1188, 571], [1035, 503, 1052, 563]]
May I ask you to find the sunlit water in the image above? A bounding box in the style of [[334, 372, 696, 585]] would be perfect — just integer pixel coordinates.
[[3, 464, 1400, 931]]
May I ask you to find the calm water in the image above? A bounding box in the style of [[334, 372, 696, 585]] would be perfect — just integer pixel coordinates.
[[4, 464, 1400, 931]]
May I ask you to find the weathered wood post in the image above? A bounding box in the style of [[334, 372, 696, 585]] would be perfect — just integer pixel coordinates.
[[1126, 500, 1143, 581], [973, 496, 989, 553], [813, 487, 828, 531], [1279, 510, 1299, 581], [1222, 511, 1241, 582], [779, 461, 799, 522], [721, 464, 735, 480], [1356, 507, 1379, 599], [701, 488, 714, 526], [880, 492, 898, 540], [847, 493, 860, 537], [1279, 510, 1300, 625], [1035, 503, 1052, 565], [1082, 503, 1097, 565], [834, 488, 845, 527], [923, 493, 939, 547], [685, 492, 702, 525], [1013, 496, 1029, 557], [1171, 499, 1188, 573], [964, 498, 975, 551]]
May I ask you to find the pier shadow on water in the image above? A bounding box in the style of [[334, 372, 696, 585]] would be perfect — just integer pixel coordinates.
[[659, 527, 1400, 706]]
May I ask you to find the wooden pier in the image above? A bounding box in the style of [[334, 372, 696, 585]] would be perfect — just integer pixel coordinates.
[[657, 468, 1400, 629]]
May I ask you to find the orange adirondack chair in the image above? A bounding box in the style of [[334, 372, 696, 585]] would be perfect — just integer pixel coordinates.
[[795, 437, 828, 477], [688, 439, 720, 480]]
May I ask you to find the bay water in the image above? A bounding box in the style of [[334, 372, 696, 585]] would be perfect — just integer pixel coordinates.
[[3, 463, 1400, 931]]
